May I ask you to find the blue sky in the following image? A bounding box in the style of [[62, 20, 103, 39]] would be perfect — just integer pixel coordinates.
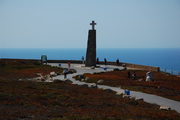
[[0, 0, 180, 48]]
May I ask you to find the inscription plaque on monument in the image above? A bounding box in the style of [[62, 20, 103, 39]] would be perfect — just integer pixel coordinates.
[[85, 21, 97, 67]]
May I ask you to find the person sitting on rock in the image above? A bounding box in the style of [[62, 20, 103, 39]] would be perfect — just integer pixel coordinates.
[[132, 72, 136, 80]]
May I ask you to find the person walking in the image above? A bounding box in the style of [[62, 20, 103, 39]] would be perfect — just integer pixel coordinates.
[[63, 69, 67, 79], [68, 62, 71, 69]]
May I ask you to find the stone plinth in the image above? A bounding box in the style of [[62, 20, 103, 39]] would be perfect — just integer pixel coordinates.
[[85, 30, 96, 67]]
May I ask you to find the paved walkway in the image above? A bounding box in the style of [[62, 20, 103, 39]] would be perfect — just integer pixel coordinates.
[[49, 63, 180, 113]]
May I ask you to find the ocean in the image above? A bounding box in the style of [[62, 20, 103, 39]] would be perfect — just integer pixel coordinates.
[[0, 48, 180, 72]]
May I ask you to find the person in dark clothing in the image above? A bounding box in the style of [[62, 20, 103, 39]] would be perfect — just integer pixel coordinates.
[[96, 57, 99, 64], [127, 71, 131, 78], [104, 58, 107, 65], [116, 59, 119, 66]]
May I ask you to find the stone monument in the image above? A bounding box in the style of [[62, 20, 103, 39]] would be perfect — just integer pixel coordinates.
[[41, 55, 47, 65], [146, 71, 154, 81], [85, 21, 97, 67]]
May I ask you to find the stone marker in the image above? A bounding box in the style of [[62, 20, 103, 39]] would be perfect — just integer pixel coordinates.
[[123, 95, 131, 98], [102, 88, 113, 92], [78, 74, 84, 79], [85, 21, 97, 67], [97, 79, 104, 84], [159, 105, 171, 111], [85, 77, 90, 81], [116, 92, 124, 96], [50, 71, 56, 77], [90, 83, 98, 88], [79, 84, 89, 88], [135, 98, 144, 101]]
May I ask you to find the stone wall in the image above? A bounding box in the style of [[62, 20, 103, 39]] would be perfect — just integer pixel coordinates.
[[47, 60, 160, 72], [98, 61, 159, 72], [123, 63, 160, 72], [47, 60, 83, 64]]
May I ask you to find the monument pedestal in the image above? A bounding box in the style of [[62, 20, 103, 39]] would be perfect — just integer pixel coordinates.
[[85, 30, 96, 67]]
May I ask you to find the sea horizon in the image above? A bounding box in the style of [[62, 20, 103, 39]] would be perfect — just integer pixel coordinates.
[[0, 48, 180, 72]]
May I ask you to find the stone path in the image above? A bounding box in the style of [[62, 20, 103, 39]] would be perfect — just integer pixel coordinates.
[[48, 63, 180, 113]]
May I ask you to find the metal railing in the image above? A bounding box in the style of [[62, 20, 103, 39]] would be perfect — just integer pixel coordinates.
[[160, 68, 180, 75]]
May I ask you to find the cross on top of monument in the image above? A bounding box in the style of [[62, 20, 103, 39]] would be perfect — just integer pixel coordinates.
[[90, 21, 97, 30]]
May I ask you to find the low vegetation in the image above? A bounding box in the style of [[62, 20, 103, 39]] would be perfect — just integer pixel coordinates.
[[0, 59, 180, 119], [1, 79, 180, 119], [79, 70, 180, 101], [0, 59, 63, 80]]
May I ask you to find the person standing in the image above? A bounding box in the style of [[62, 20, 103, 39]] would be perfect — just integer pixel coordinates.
[[116, 59, 119, 66], [68, 62, 71, 69], [96, 57, 99, 64], [127, 71, 131, 78], [63, 69, 67, 79], [82, 56, 84, 64], [104, 58, 107, 65]]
